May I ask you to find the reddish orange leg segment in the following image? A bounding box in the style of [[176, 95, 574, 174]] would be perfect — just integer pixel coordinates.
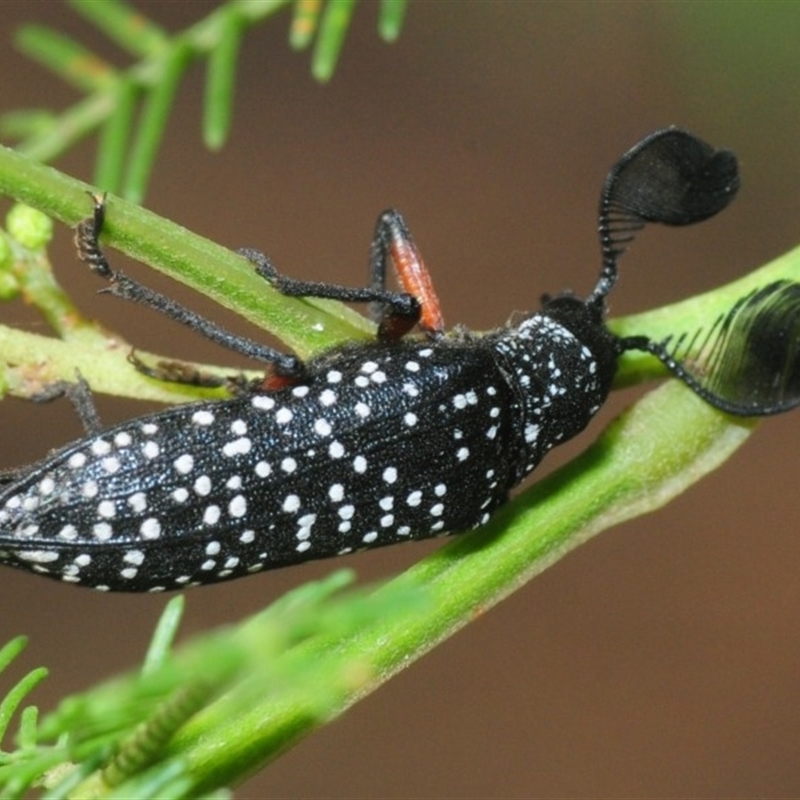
[[369, 209, 445, 339]]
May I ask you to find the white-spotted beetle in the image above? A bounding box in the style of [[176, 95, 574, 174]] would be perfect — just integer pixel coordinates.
[[1, 128, 799, 592]]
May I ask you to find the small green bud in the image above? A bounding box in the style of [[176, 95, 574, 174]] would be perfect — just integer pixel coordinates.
[[6, 204, 53, 250], [0, 272, 18, 300], [0, 232, 11, 270], [0, 234, 17, 299]]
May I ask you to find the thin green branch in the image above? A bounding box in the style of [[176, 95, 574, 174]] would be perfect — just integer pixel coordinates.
[[290, 0, 322, 49], [313, 0, 357, 81], [14, 25, 115, 94], [68, 0, 170, 58], [378, 0, 407, 42], [204, 10, 244, 150], [94, 78, 140, 192], [124, 42, 192, 202]]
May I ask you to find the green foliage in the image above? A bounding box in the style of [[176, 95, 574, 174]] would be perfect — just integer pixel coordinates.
[[2, 0, 408, 202], [0, 573, 428, 797]]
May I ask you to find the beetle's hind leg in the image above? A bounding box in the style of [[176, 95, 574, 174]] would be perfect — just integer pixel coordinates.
[[74, 194, 306, 381]]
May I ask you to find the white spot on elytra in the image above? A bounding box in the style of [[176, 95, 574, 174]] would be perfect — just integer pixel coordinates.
[[194, 475, 212, 496], [354, 402, 370, 418], [58, 525, 78, 541], [93, 522, 113, 541], [229, 495, 247, 518], [281, 457, 297, 473], [203, 506, 221, 525], [141, 423, 158, 435], [142, 440, 160, 459], [407, 490, 422, 507], [255, 460, 271, 478], [329, 441, 345, 459], [353, 455, 367, 473], [275, 408, 293, 425], [91, 439, 111, 456], [338, 505, 354, 520], [173, 487, 189, 503], [363, 531, 378, 543], [292, 385, 309, 398], [231, 419, 247, 435], [128, 492, 147, 513], [174, 454, 194, 474], [206, 541, 221, 555], [192, 409, 215, 425], [124, 549, 145, 566], [81, 481, 99, 499], [456, 447, 469, 461], [404, 412, 418, 427], [251, 395, 274, 411], [102, 456, 121, 474], [140, 518, 162, 539], [97, 500, 116, 519], [223, 437, 252, 457], [226, 475, 242, 490], [18, 550, 59, 564], [314, 418, 332, 436], [68, 453, 86, 469], [327, 370, 342, 384], [405, 361, 420, 372], [114, 432, 132, 447], [329, 484, 345, 502], [319, 389, 337, 406], [382, 467, 397, 484], [282, 494, 301, 513]]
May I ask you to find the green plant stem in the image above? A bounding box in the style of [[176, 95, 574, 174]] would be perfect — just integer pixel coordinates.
[[0, 145, 372, 361]]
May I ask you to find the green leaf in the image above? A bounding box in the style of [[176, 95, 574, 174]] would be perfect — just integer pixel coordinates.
[[68, 0, 169, 57], [312, 0, 357, 82], [203, 10, 244, 151], [14, 24, 115, 93]]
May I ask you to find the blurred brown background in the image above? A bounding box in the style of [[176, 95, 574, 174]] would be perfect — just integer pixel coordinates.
[[2, 1, 800, 797]]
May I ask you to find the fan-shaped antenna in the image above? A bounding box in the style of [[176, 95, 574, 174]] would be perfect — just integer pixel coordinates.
[[589, 128, 740, 306], [622, 281, 800, 416]]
